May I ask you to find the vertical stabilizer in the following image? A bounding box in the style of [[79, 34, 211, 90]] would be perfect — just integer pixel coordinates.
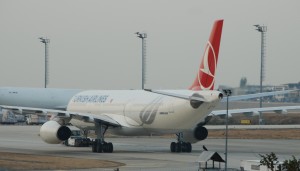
[[189, 20, 223, 91]]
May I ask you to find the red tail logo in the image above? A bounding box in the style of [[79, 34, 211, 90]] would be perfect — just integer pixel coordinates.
[[189, 20, 223, 91]]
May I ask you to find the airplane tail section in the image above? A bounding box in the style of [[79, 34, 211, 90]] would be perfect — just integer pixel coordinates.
[[189, 20, 223, 91]]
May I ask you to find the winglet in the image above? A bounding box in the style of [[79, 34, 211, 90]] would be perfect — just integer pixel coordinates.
[[189, 20, 223, 91]]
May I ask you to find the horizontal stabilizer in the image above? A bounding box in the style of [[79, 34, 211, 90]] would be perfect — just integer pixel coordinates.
[[144, 89, 207, 102]]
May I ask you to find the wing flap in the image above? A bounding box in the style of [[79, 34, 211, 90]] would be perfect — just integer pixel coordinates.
[[64, 112, 122, 127], [144, 89, 208, 102], [0, 105, 45, 114], [0, 105, 124, 127]]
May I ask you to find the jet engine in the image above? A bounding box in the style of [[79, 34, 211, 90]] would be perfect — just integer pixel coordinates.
[[182, 126, 208, 143], [40, 120, 71, 144]]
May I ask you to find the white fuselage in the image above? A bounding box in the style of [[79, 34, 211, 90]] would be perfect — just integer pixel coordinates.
[[0, 87, 81, 110], [0, 87, 222, 136], [67, 90, 222, 135]]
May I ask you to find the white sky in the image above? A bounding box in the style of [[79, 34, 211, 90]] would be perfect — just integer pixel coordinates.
[[0, 0, 299, 90]]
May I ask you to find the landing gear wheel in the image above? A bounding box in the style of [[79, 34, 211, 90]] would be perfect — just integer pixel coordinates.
[[93, 122, 114, 153], [102, 142, 108, 152], [103, 142, 113, 153], [92, 140, 113, 153], [170, 142, 176, 152], [181, 142, 187, 152], [107, 142, 113, 153], [170, 133, 193, 153], [92, 142, 97, 153], [186, 142, 192, 153], [96, 143, 103, 153], [175, 142, 181, 152]]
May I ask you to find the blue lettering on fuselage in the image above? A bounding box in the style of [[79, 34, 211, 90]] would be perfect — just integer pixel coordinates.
[[72, 95, 109, 103]]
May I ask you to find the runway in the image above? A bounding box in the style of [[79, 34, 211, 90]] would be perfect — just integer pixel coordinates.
[[0, 125, 300, 170]]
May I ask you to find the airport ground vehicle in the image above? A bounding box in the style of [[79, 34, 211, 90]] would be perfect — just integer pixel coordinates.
[[26, 114, 47, 125], [240, 160, 283, 171], [63, 126, 91, 147], [0, 109, 17, 124], [15, 114, 25, 122]]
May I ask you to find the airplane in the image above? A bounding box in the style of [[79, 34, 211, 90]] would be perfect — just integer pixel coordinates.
[[0, 20, 299, 153]]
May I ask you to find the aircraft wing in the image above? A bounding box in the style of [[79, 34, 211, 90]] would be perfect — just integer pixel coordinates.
[[0, 105, 128, 127], [0, 105, 47, 114], [211, 105, 300, 117], [145, 89, 297, 103], [221, 90, 297, 102], [67, 112, 139, 127]]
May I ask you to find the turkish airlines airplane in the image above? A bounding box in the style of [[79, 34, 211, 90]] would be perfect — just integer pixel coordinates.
[[0, 20, 299, 153]]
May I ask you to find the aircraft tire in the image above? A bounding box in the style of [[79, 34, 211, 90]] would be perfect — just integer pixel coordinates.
[[102, 142, 108, 152], [186, 142, 192, 153], [170, 142, 176, 152], [175, 143, 181, 152], [170, 142, 192, 153], [101, 142, 113, 153], [182, 142, 188, 152], [92, 142, 97, 152], [96, 143, 103, 153], [107, 142, 113, 153]]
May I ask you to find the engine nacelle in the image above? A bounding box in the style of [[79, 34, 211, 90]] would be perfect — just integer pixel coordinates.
[[182, 126, 208, 143], [40, 121, 71, 144]]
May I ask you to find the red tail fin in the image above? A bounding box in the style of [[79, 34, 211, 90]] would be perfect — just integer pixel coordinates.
[[189, 20, 223, 91]]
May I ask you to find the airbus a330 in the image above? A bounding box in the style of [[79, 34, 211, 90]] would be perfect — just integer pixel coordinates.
[[1, 20, 299, 153]]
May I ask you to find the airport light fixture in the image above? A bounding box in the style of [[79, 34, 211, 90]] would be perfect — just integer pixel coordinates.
[[135, 32, 147, 90], [254, 24, 267, 125], [223, 89, 232, 171], [39, 37, 50, 88]]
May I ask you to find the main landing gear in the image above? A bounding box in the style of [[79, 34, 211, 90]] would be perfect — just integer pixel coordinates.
[[170, 132, 192, 153], [92, 122, 113, 153]]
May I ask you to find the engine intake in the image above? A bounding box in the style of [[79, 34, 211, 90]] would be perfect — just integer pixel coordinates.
[[40, 121, 71, 144], [219, 93, 223, 99], [182, 126, 208, 143], [194, 126, 208, 140]]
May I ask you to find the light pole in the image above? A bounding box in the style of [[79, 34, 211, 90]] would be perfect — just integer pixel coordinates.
[[223, 89, 232, 171], [135, 32, 147, 90], [39, 37, 50, 88], [254, 24, 267, 125]]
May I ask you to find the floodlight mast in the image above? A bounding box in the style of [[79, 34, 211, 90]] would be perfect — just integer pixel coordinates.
[[254, 24, 267, 125], [39, 37, 50, 88], [223, 89, 232, 171], [135, 32, 147, 90]]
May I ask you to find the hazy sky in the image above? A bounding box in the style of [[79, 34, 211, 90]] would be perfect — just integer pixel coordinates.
[[0, 0, 299, 90]]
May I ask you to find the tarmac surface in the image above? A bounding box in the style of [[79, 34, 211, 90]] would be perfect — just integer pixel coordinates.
[[0, 125, 300, 170]]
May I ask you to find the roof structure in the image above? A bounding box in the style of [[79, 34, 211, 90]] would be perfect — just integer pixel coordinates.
[[197, 151, 225, 163]]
